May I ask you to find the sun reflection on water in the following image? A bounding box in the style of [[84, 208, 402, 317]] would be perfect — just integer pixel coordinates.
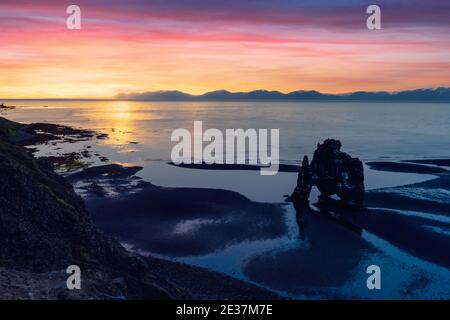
[[88, 102, 139, 147]]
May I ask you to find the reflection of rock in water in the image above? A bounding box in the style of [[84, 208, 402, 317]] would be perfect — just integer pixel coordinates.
[[291, 139, 365, 209], [293, 200, 363, 240], [293, 201, 312, 242], [243, 200, 372, 296]]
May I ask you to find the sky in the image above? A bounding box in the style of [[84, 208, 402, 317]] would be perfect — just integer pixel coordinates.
[[1, 0, 450, 98]]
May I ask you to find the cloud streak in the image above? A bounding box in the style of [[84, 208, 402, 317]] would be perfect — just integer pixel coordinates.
[[1, 0, 449, 98]]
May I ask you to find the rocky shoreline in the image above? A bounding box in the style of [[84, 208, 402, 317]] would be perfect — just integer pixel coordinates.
[[0, 117, 281, 300]]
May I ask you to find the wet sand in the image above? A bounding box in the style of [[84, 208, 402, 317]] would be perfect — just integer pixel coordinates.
[[170, 162, 300, 172], [366, 161, 448, 174], [87, 186, 285, 257], [403, 159, 450, 166], [80, 159, 450, 299]]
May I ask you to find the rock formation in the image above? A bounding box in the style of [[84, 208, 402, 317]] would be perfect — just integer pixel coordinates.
[[291, 139, 365, 209], [0, 103, 15, 110]]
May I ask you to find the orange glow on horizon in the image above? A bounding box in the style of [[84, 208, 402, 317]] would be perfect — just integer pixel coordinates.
[[1, 2, 450, 99]]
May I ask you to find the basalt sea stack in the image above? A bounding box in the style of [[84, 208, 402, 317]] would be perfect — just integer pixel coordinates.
[[291, 139, 365, 209]]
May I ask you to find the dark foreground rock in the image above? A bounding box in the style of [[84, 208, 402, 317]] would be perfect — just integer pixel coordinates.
[[0, 103, 15, 110], [0, 117, 280, 300], [10, 121, 98, 146]]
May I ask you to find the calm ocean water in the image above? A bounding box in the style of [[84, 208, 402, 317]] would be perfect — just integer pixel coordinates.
[[5, 100, 450, 161]]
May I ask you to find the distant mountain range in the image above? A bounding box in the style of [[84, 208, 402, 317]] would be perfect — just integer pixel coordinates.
[[115, 87, 450, 101]]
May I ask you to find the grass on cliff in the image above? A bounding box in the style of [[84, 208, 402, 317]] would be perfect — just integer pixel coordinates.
[[0, 117, 23, 139]]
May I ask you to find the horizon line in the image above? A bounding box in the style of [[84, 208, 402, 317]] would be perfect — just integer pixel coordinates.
[[2, 86, 450, 101]]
